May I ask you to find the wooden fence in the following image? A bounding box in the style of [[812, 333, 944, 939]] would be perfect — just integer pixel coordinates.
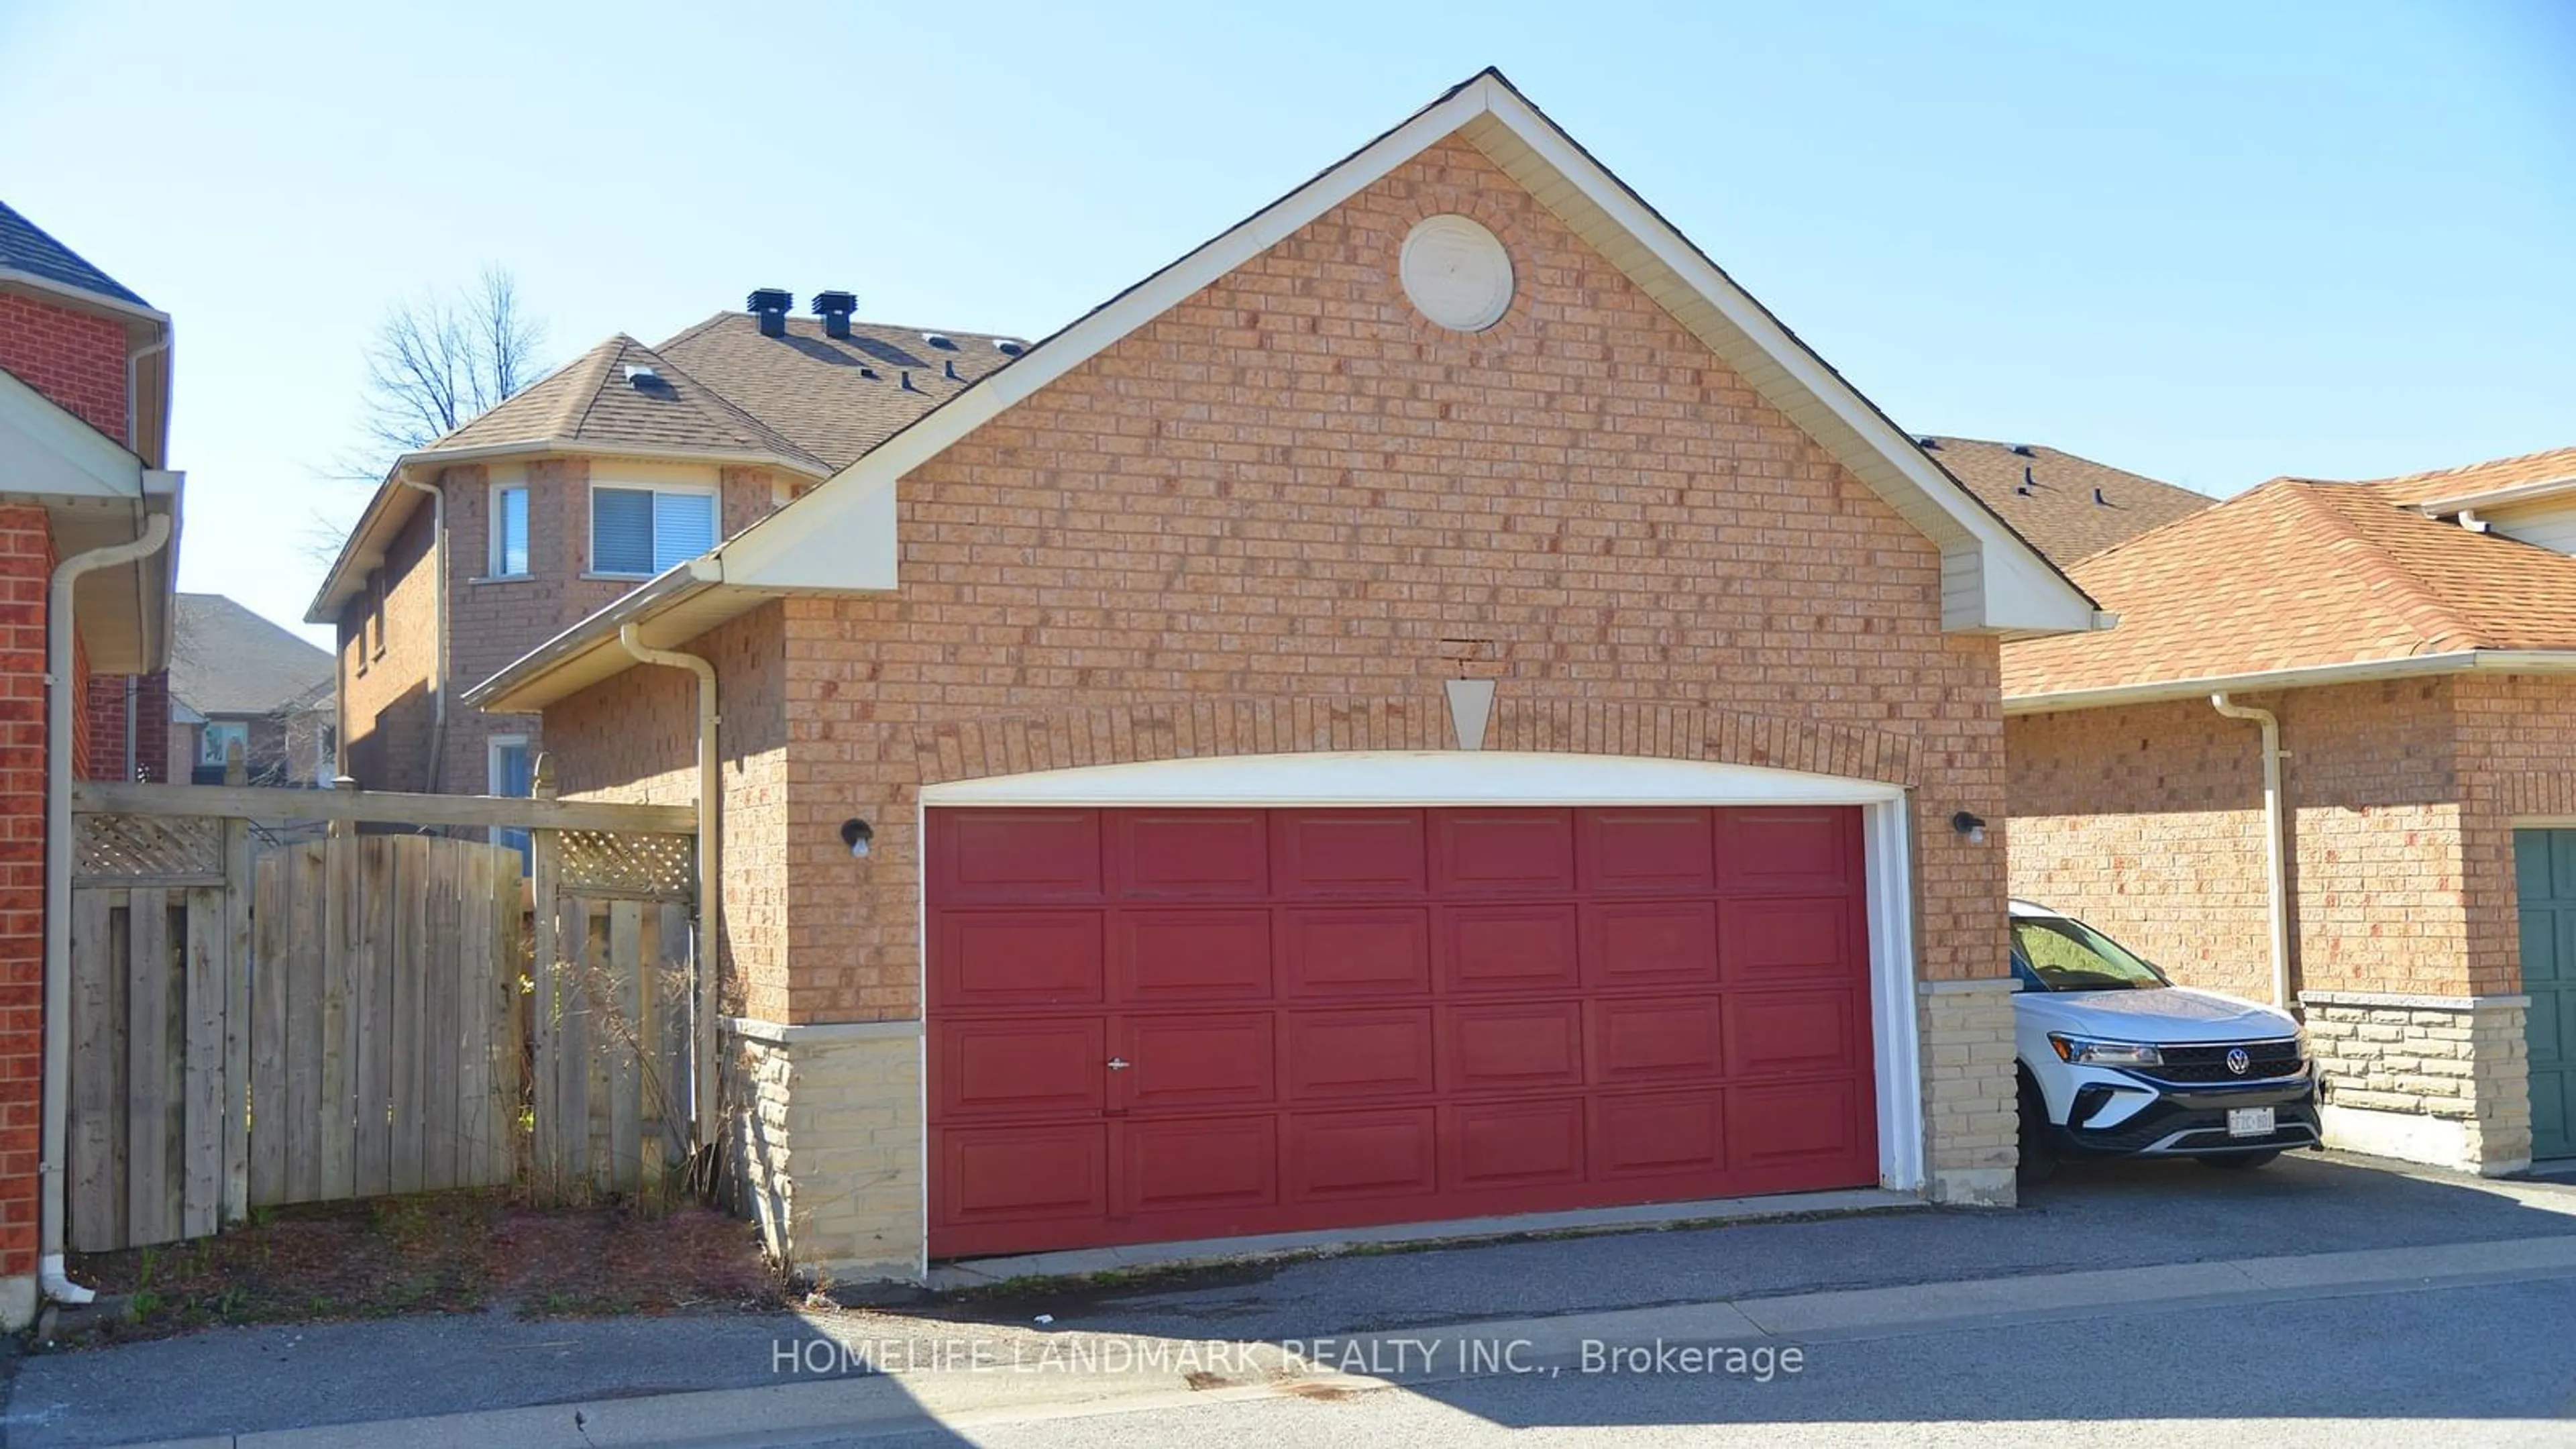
[[64, 777, 698, 1251]]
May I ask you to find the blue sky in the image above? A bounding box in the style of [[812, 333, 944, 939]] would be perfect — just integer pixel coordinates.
[[4, 1, 2570, 644]]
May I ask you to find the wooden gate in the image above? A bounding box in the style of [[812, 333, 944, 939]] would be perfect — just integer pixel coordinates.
[[66, 776, 700, 1251]]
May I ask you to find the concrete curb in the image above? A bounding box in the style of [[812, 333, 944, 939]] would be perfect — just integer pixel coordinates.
[[125, 1232, 2576, 1448]]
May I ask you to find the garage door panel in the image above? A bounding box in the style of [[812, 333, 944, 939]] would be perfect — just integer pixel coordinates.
[[1282, 1008, 1436, 1101], [1445, 1097, 1587, 1191], [1730, 989, 1862, 1080], [1431, 808, 1576, 895], [1580, 808, 1715, 894], [1112, 811, 1270, 899], [1583, 900, 1720, 988], [938, 1124, 1109, 1225], [1723, 898, 1856, 986], [932, 809, 1104, 902], [1442, 902, 1581, 994], [1590, 995, 1725, 1084], [1114, 908, 1273, 1004], [936, 1018, 1105, 1119], [1279, 906, 1431, 997], [1592, 1090, 1726, 1180], [1717, 808, 1855, 896], [1117, 1013, 1277, 1112], [1273, 810, 1428, 897], [1118, 1117, 1279, 1217], [1442, 1000, 1586, 1092], [1287, 1108, 1439, 1201], [1730, 1079, 1865, 1176], [932, 910, 1104, 1010]]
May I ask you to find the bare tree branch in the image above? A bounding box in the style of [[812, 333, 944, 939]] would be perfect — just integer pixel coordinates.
[[354, 266, 550, 466]]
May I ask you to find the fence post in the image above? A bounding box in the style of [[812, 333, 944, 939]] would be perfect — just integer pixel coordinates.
[[529, 754, 561, 1189], [221, 740, 250, 1220]]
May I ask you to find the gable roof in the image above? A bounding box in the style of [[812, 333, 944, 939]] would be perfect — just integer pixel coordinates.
[[2345, 444, 2576, 513], [1918, 436, 2212, 567], [422, 333, 828, 472], [2002, 479, 2576, 709], [169, 594, 335, 716], [657, 313, 1025, 472], [468, 68, 2102, 713], [0, 199, 150, 309]]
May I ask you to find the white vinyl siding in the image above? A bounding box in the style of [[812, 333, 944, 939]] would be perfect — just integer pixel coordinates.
[[490, 485, 530, 577], [591, 484, 716, 576], [2489, 501, 2576, 558]]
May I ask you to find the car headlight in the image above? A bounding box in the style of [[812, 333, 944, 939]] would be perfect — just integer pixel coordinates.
[[2047, 1034, 2163, 1067]]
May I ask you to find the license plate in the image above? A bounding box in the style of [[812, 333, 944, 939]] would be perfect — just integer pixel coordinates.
[[2226, 1107, 2275, 1138]]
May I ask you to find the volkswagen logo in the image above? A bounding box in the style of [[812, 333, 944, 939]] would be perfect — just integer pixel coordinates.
[[2225, 1047, 2251, 1076]]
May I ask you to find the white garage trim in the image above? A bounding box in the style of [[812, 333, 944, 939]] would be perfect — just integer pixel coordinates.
[[916, 750, 1926, 1196]]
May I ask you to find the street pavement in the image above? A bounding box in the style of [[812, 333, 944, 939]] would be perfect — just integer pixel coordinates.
[[9, 1150, 2576, 1446]]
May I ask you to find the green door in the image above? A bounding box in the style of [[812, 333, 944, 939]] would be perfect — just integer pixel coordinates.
[[2516, 830, 2576, 1161]]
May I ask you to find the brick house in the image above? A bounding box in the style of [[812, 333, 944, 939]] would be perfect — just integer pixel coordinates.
[[0, 200, 182, 1324], [307, 316, 1022, 802], [166, 594, 335, 787], [2004, 449, 2576, 1176], [461, 71, 2102, 1282]]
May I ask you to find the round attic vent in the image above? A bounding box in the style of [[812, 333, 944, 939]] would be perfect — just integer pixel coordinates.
[[1400, 215, 1514, 332]]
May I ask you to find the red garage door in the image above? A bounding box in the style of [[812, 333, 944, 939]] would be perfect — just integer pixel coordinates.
[[926, 806, 1876, 1258]]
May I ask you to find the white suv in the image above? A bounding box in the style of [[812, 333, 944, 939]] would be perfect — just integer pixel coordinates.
[[2010, 900, 2320, 1179]]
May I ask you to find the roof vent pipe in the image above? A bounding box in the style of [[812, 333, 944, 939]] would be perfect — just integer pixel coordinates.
[[812, 290, 857, 341], [748, 288, 792, 338], [2017, 466, 2036, 496], [2092, 487, 2110, 506]]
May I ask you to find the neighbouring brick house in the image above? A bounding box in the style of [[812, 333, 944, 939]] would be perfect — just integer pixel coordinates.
[[307, 312, 1023, 801], [2004, 448, 2576, 1176], [459, 70, 2103, 1282], [0, 200, 182, 1324], [166, 594, 335, 787]]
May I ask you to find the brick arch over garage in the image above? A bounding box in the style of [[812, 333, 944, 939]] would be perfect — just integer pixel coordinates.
[[908, 694, 1921, 791]]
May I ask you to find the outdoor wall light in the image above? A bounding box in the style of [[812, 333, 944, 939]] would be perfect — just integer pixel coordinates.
[[1951, 811, 1988, 845], [841, 818, 873, 859]]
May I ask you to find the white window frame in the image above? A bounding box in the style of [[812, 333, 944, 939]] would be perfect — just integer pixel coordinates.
[[488, 481, 532, 579], [199, 720, 250, 770], [586, 480, 719, 579]]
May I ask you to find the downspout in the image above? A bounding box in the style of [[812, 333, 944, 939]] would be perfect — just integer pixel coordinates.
[[394, 470, 446, 792], [45, 513, 174, 1304], [2210, 694, 2292, 1010], [617, 625, 720, 1143]]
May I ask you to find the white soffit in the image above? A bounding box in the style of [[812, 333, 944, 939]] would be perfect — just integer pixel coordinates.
[[708, 70, 2094, 637]]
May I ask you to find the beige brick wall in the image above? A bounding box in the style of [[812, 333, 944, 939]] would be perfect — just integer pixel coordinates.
[[2455, 672, 2576, 996], [1918, 981, 2019, 1205], [2007, 679, 2473, 998], [732, 1025, 924, 1281]]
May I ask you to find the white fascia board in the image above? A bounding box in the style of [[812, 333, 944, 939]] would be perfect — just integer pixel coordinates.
[[2410, 474, 2576, 516], [920, 750, 1905, 807], [2002, 650, 2576, 715], [1471, 87, 2094, 637], [713, 84, 1499, 593], [0, 366, 143, 498]]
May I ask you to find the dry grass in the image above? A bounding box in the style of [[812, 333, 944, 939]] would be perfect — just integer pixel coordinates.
[[60, 1191, 784, 1346]]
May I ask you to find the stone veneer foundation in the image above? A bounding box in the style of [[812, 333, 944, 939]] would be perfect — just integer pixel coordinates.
[[728, 1019, 925, 1284], [2300, 991, 2532, 1175], [1918, 979, 2020, 1207]]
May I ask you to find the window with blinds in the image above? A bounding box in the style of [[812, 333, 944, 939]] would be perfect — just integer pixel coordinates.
[[591, 486, 717, 576]]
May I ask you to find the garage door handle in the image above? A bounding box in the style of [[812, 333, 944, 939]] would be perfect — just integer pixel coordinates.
[[1107, 1057, 1132, 1071]]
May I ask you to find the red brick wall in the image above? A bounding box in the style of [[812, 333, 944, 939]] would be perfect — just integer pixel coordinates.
[[546, 135, 2013, 1025], [0, 504, 56, 1280], [0, 294, 127, 446], [80, 671, 170, 782], [2456, 672, 2576, 995]]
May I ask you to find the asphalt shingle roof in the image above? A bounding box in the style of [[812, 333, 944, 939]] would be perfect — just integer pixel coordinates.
[[0, 199, 150, 308], [169, 594, 335, 716], [432, 335, 828, 472], [1918, 436, 2214, 568], [655, 313, 1025, 471], [2002, 476, 2576, 699], [2341, 445, 2576, 508]]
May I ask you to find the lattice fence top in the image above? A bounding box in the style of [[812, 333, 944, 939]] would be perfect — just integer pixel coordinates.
[[556, 830, 694, 901], [76, 813, 224, 881]]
